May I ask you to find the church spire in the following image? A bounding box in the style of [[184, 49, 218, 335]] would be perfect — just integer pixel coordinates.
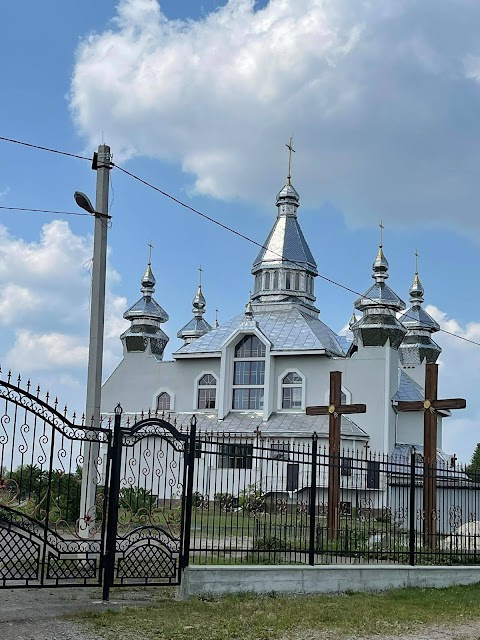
[[251, 141, 318, 316], [121, 251, 169, 358], [177, 267, 213, 345], [399, 252, 441, 365], [353, 225, 407, 350]]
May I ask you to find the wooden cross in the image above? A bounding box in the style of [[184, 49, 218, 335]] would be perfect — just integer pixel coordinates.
[[286, 136, 295, 183], [396, 363, 466, 548], [306, 371, 366, 538]]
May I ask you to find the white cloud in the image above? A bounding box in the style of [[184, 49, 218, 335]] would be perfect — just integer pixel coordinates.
[[0, 186, 9, 201], [0, 220, 128, 409], [71, 0, 480, 231], [426, 305, 480, 463]]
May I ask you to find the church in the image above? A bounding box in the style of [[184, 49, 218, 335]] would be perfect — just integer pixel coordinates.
[[101, 164, 452, 479]]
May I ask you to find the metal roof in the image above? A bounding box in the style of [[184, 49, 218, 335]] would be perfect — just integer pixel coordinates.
[[174, 307, 345, 356], [392, 370, 424, 402]]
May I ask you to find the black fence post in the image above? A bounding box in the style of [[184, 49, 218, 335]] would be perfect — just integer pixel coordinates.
[[102, 404, 123, 602], [308, 432, 318, 566], [182, 415, 197, 570], [409, 447, 416, 566]]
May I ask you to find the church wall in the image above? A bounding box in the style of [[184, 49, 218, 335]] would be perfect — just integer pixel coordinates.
[[101, 354, 221, 414]]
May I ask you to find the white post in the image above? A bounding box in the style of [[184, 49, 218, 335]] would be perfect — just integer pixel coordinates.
[[79, 144, 111, 537]]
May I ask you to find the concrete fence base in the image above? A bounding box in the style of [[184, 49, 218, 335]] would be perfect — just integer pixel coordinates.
[[180, 565, 480, 599]]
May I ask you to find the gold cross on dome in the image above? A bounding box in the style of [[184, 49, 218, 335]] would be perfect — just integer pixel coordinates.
[[286, 136, 295, 183]]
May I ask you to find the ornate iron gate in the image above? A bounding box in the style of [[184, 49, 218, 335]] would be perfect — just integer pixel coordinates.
[[0, 374, 195, 595], [102, 407, 196, 599]]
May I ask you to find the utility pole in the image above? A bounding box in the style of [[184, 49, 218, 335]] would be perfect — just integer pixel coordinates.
[[77, 144, 112, 537]]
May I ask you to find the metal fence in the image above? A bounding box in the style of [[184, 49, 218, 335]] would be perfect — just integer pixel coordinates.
[[188, 433, 480, 566]]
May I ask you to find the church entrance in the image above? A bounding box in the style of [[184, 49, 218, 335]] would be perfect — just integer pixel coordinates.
[[0, 372, 196, 598]]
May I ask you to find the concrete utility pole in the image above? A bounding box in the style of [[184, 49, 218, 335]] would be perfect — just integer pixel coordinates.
[[77, 144, 112, 537]]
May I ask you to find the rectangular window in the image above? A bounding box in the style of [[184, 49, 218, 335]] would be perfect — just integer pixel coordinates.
[[286, 463, 299, 491], [341, 457, 353, 477], [232, 388, 264, 410], [273, 272, 279, 289], [366, 461, 381, 489], [264, 272, 270, 289], [285, 272, 291, 289], [294, 272, 300, 290], [219, 443, 253, 469], [282, 387, 302, 409], [270, 443, 290, 461], [198, 388, 216, 409], [233, 361, 265, 385]]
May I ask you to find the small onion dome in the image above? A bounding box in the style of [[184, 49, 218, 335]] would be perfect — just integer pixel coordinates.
[[409, 272, 424, 303], [244, 298, 254, 319], [275, 181, 300, 206], [372, 245, 389, 281], [192, 285, 206, 316]]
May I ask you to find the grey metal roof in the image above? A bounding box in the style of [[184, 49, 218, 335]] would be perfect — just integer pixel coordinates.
[[392, 370, 423, 402], [355, 283, 406, 311], [174, 307, 345, 356], [149, 411, 369, 438], [399, 305, 439, 330], [124, 297, 169, 322], [252, 215, 317, 273], [177, 317, 212, 339]]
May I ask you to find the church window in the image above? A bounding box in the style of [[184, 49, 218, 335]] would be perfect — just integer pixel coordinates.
[[366, 460, 380, 489], [341, 457, 353, 477], [273, 271, 279, 289], [294, 272, 300, 290], [282, 371, 303, 409], [156, 392, 171, 411], [264, 272, 270, 290], [197, 373, 217, 409], [232, 335, 266, 410], [271, 443, 291, 461], [254, 274, 261, 293], [285, 272, 291, 290], [219, 443, 253, 469]]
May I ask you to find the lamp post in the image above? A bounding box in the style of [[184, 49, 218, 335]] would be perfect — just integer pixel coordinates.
[[75, 144, 112, 537]]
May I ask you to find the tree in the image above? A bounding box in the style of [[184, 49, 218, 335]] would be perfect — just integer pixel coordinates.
[[467, 443, 480, 481]]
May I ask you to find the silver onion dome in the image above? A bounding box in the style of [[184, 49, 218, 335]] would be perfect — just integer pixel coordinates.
[[177, 276, 212, 345], [399, 268, 441, 365]]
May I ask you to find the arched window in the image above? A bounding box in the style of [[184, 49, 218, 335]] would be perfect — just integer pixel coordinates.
[[285, 272, 291, 290], [264, 272, 270, 290], [232, 335, 266, 410], [273, 271, 279, 289], [254, 274, 261, 293], [197, 373, 217, 409], [156, 392, 171, 411], [294, 272, 300, 290], [281, 372, 303, 409]]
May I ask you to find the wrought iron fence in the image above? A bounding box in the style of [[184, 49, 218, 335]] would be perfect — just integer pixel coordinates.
[[188, 432, 480, 566]]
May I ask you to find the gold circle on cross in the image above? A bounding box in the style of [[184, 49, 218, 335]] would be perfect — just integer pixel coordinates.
[[424, 400, 432, 410], [328, 405, 336, 414]]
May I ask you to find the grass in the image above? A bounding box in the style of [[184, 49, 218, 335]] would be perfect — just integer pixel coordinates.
[[77, 582, 480, 640]]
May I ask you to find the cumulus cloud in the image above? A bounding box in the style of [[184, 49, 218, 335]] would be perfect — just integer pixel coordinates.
[[71, 0, 480, 231], [426, 305, 480, 463], [0, 221, 128, 410]]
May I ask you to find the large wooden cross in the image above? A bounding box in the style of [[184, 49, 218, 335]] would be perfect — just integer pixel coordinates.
[[396, 363, 466, 548], [306, 371, 366, 538]]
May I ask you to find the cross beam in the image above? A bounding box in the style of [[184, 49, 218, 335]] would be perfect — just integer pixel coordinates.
[[396, 363, 466, 548], [306, 371, 366, 538]]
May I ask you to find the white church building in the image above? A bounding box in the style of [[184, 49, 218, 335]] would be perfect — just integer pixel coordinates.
[[100, 169, 455, 505]]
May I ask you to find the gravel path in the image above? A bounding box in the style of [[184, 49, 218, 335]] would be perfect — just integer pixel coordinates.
[[0, 587, 162, 640]]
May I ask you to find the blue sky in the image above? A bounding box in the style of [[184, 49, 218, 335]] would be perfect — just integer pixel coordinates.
[[0, 0, 480, 461]]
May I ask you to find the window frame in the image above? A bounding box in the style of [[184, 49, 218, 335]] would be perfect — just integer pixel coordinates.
[[278, 368, 305, 411], [231, 335, 267, 412], [194, 372, 219, 411], [153, 388, 175, 412]]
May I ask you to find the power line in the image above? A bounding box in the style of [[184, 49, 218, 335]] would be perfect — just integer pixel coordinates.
[[1, 133, 478, 348], [114, 163, 480, 348], [0, 136, 91, 161], [0, 205, 91, 217]]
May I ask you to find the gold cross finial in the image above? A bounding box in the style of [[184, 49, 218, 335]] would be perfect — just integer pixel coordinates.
[[148, 242, 154, 265], [198, 265, 203, 287], [286, 136, 295, 184], [379, 221, 384, 247]]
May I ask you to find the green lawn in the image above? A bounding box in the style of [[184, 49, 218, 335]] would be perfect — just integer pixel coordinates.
[[77, 583, 480, 640]]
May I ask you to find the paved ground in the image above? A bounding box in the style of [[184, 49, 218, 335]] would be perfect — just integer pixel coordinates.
[[0, 587, 161, 640]]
